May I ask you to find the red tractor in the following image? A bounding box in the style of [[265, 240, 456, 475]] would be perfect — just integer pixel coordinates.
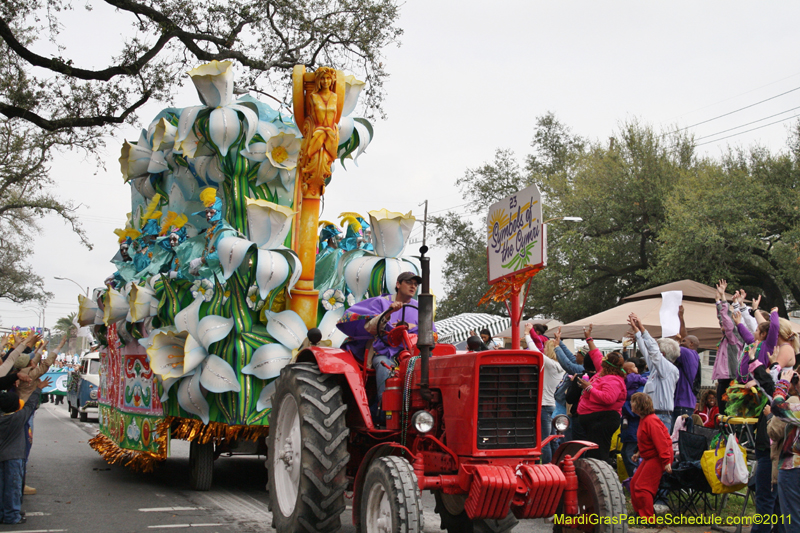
[[266, 252, 626, 533]]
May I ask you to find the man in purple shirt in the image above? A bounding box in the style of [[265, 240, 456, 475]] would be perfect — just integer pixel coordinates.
[[672, 335, 700, 430]]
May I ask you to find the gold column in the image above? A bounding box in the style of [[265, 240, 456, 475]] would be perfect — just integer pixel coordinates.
[[289, 65, 345, 330]]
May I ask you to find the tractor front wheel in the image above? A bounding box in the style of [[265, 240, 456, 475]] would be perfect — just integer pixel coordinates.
[[553, 458, 627, 533], [267, 363, 350, 533], [359, 456, 423, 533], [433, 491, 518, 533]]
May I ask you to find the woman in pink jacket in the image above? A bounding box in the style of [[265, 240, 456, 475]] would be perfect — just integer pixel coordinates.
[[572, 326, 628, 462]]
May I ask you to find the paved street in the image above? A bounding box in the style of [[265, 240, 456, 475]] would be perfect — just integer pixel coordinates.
[[18, 401, 551, 533]]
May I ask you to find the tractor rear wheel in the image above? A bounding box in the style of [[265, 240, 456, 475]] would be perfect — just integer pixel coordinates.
[[359, 456, 423, 533], [433, 491, 518, 533], [267, 363, 350, 533], [69, 403, 77, 419], [552, 458, 627, 533]]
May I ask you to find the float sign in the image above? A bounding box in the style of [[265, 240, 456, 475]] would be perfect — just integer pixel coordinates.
[[486, 184, 545, 284]]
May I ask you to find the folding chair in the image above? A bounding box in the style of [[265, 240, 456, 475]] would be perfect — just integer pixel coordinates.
[[660, 430, 719, 515]]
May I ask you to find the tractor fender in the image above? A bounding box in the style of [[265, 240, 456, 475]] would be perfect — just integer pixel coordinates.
[[351, 442, 415, 529], [551, 440, 599, 465], [294, 346, 374, 430]]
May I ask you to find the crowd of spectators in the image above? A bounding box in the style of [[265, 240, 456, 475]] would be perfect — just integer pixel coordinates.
[[464, 279, 800, 523], [0, 333, 67, 524]]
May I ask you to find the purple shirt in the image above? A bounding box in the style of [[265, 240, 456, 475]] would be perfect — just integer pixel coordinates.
[[337, 294, 433, 360], [738, 310, 779, 383], [674, 347, 699, 409]]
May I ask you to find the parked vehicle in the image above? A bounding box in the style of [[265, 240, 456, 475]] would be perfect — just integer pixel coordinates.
[[67, 352, 100, 422]]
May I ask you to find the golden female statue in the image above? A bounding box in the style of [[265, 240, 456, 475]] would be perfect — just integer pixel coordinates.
[[290, 65, 344, 328], [294, 66, 344, 198]]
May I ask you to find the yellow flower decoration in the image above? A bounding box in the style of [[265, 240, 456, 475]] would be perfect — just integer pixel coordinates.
[[141, 194, 163, 222]]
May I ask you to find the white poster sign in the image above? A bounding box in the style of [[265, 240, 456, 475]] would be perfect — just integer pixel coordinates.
[[660, 291, 683, 338], [486, 184, 544, 283]]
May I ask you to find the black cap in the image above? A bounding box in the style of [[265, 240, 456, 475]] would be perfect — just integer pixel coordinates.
[[396, 271, 423, 284], [0, 391, 19, 413]]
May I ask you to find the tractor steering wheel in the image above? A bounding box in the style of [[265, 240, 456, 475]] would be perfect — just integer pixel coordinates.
[[376, 302, 418, 348]]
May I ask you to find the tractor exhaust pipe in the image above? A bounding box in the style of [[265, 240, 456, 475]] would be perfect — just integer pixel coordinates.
[[417, 244, 433, 402]]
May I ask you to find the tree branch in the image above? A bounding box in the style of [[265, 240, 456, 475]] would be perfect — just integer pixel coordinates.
[[0, 16, 176, 81], [0, 90, 151, 131]]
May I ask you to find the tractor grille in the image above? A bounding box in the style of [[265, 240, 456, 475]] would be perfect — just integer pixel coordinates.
[[476, 365, 538, 450]]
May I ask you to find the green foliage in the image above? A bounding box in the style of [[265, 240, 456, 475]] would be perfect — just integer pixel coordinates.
[[434, 113, 800, 323], [429, 212, 506, 318], [0, 119, 89, 304]]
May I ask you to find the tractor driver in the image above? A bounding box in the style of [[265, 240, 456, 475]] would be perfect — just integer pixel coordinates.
[[336, 271, 430, 426]]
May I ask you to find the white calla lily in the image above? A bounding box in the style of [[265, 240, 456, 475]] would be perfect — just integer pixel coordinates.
[[119, 133, 152, 183], [77, 294, 99, 327], [255, 250, 290, 299], [318, 306, 347, 347], [217, 237, 256, 280], [342, 75, 366, 117], [159, 376, 179, 402], [242, 343, 293, 380], [128, 283, 159, 323], [153, 118, 177, 151], [265, 310, 308, 350], [183, 335, 208, 374], [147, 330, 189, 380], [344, 255, 382, 303], [208, 106, 241, 157], [245, 198, 295, 249], [187, 60, 234, 108], [174, 296, 203, 336], [200, 354, 241, 393], [368, 209, 416, 257], [177, 370, 210, 425], [103, 288, 130, 325], [256, 380, 277, 411], [195, 314, 234, 349]]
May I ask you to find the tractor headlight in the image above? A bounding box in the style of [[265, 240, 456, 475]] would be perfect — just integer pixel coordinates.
[[411, 411, 435, 433], [552, 414, 570, 434]]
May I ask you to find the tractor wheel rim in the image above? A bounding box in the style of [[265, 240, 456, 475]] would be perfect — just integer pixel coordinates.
[[365, 481, 391, 533], [274, 393, 301, 517]]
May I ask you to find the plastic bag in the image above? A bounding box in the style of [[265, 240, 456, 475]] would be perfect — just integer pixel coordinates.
[[721, 433, 748, 486], [701, 435, 747, 494]]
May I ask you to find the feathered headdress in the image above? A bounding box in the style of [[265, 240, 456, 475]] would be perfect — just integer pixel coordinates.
[[114, 213, 141, 243], [140, 194, 163, 222], [160, 212, 188, 236], [319, 220, 341, 242], [339, 212, 363, 234]]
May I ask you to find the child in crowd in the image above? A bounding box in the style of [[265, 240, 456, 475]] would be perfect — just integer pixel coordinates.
[[694, 390, 719, 428], [630, 392, 673, 520], [0, 376, 50, 525]]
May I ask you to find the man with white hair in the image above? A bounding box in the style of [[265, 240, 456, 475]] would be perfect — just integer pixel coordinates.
[[628, 313, 680, 432]]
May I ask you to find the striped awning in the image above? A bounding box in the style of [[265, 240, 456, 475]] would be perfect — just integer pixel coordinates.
[[435, 313, 511, 345]]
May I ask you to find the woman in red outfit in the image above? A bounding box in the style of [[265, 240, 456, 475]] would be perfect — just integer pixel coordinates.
[[630, 392, 673, 520]]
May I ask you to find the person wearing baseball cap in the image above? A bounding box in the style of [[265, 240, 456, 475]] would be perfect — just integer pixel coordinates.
[[337, 270, 432, 426]]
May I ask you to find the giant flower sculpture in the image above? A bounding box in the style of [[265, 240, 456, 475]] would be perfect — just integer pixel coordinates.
[[243, 308, 346, 411], [341, 209, 420, 301], [147, 296, 237, 424], [215, 198, 301, 306]]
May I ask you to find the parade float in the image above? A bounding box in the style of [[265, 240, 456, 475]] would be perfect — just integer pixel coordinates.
[[84, 61, 421, 484]]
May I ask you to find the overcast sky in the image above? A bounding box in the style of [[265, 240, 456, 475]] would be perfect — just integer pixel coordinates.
[[5, 1, 800, 332]]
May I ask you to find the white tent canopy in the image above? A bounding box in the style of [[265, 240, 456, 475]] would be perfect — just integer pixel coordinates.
[[435, 313, 511, 346]]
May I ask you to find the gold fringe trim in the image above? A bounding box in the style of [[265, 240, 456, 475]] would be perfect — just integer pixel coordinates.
[[163, 416, 270, 445], [88, 434, 166, 473]]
